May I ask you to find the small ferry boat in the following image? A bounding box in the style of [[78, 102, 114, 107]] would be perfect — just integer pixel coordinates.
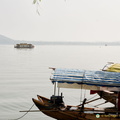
[[14, 43, 34, 48]]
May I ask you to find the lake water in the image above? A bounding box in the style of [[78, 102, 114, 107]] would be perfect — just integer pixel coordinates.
[[0, 45, 120, 120]]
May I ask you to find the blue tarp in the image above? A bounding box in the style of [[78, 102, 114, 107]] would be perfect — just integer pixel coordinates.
[[50, 68, 120, 91]]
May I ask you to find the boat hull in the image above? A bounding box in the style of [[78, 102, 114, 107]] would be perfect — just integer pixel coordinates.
[[32, 95, 120, 120]]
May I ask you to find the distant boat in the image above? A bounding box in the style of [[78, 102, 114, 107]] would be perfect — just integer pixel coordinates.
[[14, 43, 34, 48]]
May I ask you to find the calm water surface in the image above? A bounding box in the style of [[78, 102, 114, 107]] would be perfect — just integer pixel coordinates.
[[0, 45, 120, 120]]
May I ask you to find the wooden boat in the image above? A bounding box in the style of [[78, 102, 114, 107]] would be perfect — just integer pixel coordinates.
[[33, 94, 120, 120], [33, 64, 120, 120], [14, 43, 34, 48]]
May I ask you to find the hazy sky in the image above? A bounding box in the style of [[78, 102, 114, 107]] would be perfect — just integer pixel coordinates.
[[0, 0, 120, 42]]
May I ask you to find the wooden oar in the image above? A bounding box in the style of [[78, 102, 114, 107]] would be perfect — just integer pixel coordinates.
[[20, 108, 120, 113], [78, 97, 101, 106], [20, 110, 40, 112]]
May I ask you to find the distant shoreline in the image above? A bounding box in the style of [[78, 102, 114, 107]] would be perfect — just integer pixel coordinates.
[[1, 42, 120, 46], [0, 34, 120, 46]]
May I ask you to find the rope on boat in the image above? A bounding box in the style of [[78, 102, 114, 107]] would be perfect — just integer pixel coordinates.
[[80, 71, 86, 104], [87, 94, 98, 101], [9, 104, 34, 120]]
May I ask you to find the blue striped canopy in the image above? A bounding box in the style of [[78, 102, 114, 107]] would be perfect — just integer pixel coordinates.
[[50, 68, 120, 91]]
